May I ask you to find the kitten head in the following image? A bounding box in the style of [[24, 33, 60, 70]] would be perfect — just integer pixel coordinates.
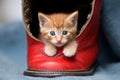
[[38, 11, 78, 47]]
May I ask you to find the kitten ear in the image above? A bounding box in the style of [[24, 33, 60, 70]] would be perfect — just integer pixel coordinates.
[[66, 11, 78, 27], [38, 12, 50, 28]]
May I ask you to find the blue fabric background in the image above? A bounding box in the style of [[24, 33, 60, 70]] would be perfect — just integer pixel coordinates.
[[0, 0, 120, 80], [101, 0, 120, 58]]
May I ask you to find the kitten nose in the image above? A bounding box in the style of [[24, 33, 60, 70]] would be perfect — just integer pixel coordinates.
[[56, 37, 61, 43], [57, 39, 61, 43]]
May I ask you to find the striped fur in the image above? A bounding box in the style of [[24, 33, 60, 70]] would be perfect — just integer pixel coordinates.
[[38, 11, 78, 57]]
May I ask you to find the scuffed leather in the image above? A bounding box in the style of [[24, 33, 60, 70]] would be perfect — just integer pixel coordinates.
[[26, 0, 101, 71]]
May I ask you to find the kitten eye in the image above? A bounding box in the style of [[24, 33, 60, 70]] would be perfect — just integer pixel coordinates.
[[50, 31, 55, 36], [62, 31, 68, 35]]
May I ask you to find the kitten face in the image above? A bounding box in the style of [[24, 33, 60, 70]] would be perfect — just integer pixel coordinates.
[[38, 11, 78, 47]]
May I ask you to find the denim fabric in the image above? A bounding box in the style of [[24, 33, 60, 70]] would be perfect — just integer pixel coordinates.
[[101, 0, 120, 58]]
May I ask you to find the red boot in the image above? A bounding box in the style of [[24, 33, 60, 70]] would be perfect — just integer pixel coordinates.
[[23, 0, 101, 77]]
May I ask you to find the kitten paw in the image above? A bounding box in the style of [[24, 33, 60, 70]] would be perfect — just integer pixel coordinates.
[[63, 41, 78, 57], [63, 48, 76, 57], [45, 46, 57, 57]]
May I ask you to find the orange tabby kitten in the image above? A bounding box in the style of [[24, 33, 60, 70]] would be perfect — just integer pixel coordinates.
[[38, 11, 78, 57]]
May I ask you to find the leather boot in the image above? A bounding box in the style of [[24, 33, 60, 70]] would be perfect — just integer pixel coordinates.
[[22, 0, 102, 77]]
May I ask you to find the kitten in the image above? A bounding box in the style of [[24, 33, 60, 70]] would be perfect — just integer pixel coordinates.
[[38, 11, 78, 57]]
